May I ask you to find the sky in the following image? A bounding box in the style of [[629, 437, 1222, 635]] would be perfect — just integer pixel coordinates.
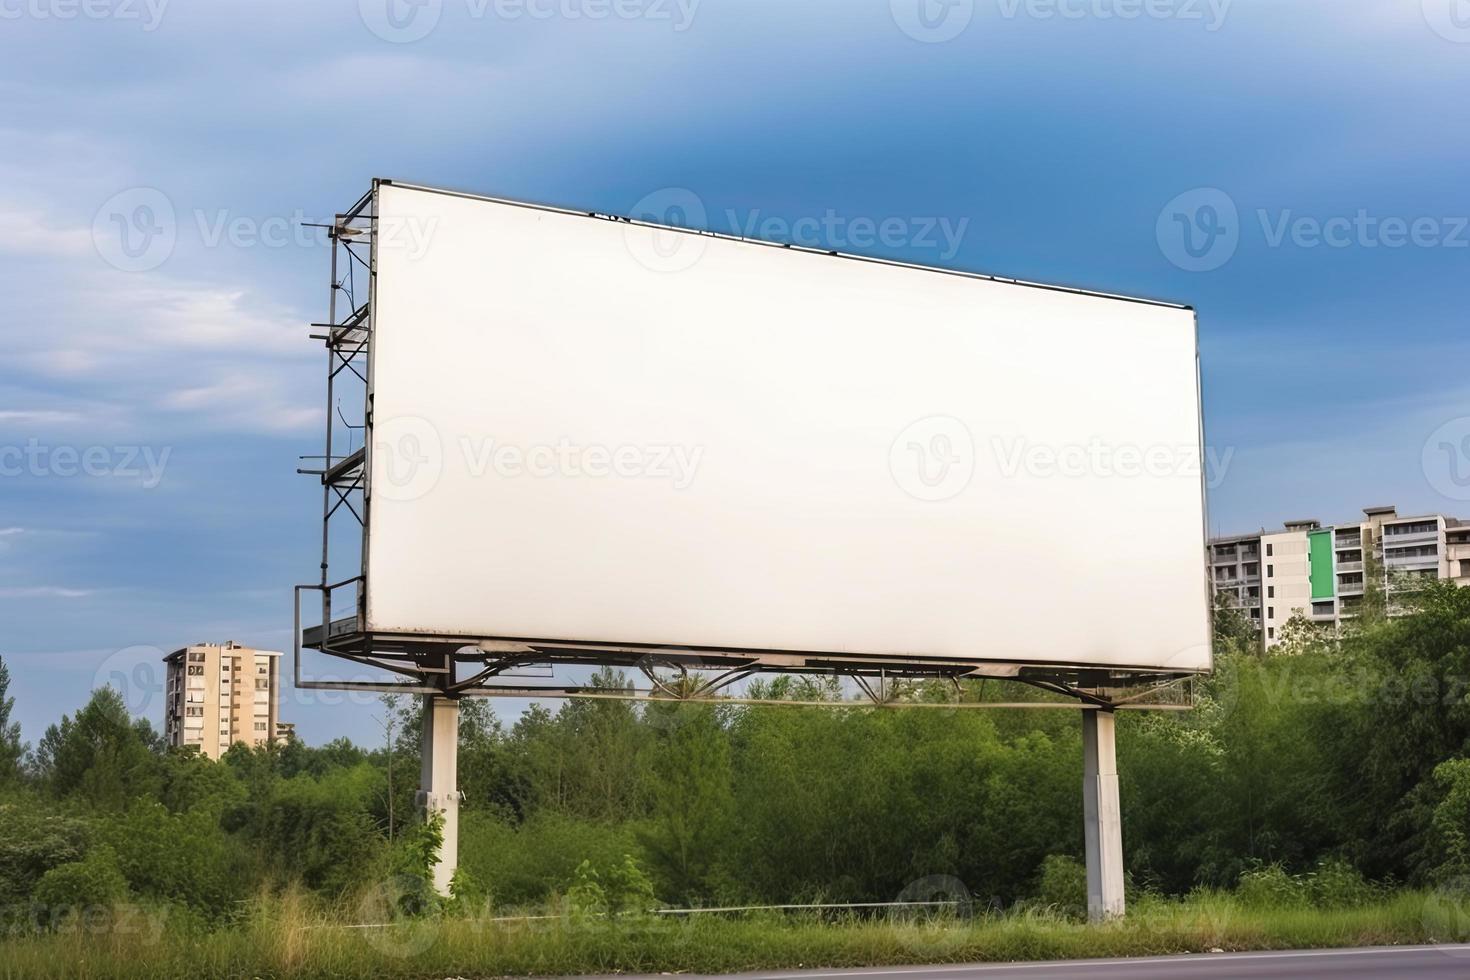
[[2, 0, 1468, 747]]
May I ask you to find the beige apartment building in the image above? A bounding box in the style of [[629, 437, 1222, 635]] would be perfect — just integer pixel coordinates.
[[1211, 505, 1470, 649], [163, 641, 284, 759]]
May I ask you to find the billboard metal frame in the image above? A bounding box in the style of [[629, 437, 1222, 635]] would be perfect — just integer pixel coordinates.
[[295, 179, 1211, 713]]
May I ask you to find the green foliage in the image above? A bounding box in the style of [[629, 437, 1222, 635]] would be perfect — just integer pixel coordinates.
[[7, 591, 1470, 953], [1032, 854, 1086, 917], [1304, 858, 1376, 908], [0, 800, 90, 908], [1212, 591, 1259, 656], [565, 859, 609, 916], [457, 811, 641, 908], [1235, 864, 1305, 909], [639, 702, 734, 903], [606, 853, 659, 913], [31, 844, 128, 920], [34, 688, 160, 809], [99, 801, 251, 917], [0, 658, 26, 785], [242, 764, 386, 895], [1425, 758, 1470, 882]]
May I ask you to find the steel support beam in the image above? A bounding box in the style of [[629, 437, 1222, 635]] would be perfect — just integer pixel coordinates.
[[1082, 708, 1125, 922], [419, 695, 460, 897]]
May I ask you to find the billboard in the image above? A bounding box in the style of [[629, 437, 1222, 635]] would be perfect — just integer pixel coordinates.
[[364, 181, 1211, 674]]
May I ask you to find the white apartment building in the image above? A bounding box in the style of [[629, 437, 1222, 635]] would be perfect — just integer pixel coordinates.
[[1210, 506, 1469, 649], [163, 641, 284, 759]]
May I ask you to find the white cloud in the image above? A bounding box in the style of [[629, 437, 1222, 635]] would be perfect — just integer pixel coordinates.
[[0, 206, 92, 257], [0, 410, 84, 425], [0, 586, 92, 599]]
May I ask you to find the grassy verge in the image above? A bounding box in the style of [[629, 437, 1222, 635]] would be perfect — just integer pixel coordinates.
[[2, 890, 1465, 979]]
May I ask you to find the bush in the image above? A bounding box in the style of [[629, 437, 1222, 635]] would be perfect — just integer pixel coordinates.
[[1032, 854, 1086, 917], [0, 801, 90, 908], [31, 844, 128, 927], [457, 811, 641, 909], [98, 801, 251, 918], [1236, 864, 1305, 909], [1305, 859, 1376, 909]]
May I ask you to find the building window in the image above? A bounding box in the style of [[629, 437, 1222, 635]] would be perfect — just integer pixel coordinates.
[[1266, 544, 1273, 557], [256, 679, 268, 690], [255, 722, 267, 731], [186, 707, 203, 717], [1268, 586, 1275, 598], [1268, 606, 1275, 618], [1267, 564, 1274, 577], [1268, 627, 1275, 639], [187, 665, 203, 676], [188, 651, 205, 663]]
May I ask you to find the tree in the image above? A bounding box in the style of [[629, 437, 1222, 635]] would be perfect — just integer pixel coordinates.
[[34, 688, 159, 809], [0, 656, 24, 785], [638, 702, 733, 903], [1212, 591, 1260, 656]]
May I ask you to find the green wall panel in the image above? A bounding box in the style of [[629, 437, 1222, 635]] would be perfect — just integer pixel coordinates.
[[1309, 530, 1335, 600]]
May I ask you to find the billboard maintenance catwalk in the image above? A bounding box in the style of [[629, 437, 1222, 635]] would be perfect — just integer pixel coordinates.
[[296, 179, 1213, 919]]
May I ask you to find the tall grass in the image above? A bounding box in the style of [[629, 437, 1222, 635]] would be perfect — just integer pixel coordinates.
[[1, 888, 1464, 979]]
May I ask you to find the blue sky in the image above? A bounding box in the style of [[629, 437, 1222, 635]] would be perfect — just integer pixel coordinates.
[[2, 0, 1468, 746]]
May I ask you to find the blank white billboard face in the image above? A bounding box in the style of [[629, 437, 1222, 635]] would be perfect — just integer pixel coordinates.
[[366, 183, 1211, 673]]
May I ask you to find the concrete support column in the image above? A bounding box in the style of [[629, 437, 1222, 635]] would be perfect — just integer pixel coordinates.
[[419, 694, 460, 897], [1082, 707, 1125, 922]]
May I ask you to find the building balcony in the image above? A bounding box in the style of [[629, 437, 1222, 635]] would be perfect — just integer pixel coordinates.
[[1337, 561, 1364, 573]]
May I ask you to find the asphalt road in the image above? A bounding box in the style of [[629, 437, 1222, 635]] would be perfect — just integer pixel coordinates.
[[605, 945, 1470, 979]]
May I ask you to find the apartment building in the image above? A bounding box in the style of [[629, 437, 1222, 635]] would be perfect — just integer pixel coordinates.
[[163, 641, 284, 759], [1210, 506, 1468, 649]]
